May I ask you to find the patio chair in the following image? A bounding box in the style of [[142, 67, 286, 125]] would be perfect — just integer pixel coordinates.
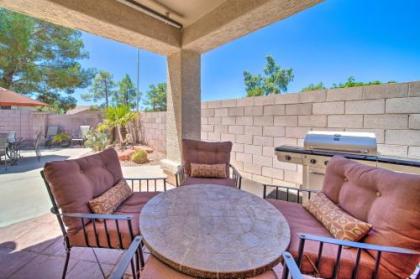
[[175, 139, 242, 188], [71, 125, 90, 146], [41, 148, 166, 279], [45, 125, 58, 147], [109, 236, 142, 279], [0, 136, 8, 170], [280, 235, 420, 279], [263, 156, 420, 278]]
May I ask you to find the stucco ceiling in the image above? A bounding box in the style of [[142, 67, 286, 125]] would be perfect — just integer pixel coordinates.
[[131, 0, 226, 27]]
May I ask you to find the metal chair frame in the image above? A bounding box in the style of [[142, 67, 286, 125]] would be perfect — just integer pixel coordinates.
[[110, 236, 143, 279], [281, 233, 420, 279], [41, 171, 166, 279], [175, 163, 242, 189], [262, 183, 318, 203]]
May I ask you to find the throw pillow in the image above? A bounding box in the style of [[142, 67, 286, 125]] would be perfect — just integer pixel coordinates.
[[303, 192, 372, 241], [190, 163, 227, 178], [89, 179, 132, 214]]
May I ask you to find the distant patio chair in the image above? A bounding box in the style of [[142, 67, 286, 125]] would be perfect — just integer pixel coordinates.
[[34, 130, 43, 161], [45, 125, 59, 147], [175, 139, 242, 188], [0, 136, 8, 170], [71, 125, 90, 146]]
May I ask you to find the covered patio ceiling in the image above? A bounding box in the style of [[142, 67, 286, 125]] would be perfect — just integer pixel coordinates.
[[0, 0, 322, 172], [0, 0, 322, 55]]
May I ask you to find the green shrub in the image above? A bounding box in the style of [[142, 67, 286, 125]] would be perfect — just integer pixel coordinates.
[[130, 149, 148, 164], [52, 132, 70, 144], [85, 130, 109, 151]]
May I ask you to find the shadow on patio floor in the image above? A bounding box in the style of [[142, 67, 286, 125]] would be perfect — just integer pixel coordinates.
[[0, 154, 69, 174]]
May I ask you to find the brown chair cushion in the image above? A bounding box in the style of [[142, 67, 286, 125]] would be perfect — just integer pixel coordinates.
[[268, 199, 384, 279], [182, 139, 232, 176], [89, 180, 132, 214], [44, 148, 123, 234], [69, 191, 160, 249], [183, 176, 236, 187], [190, 163, 227, 178], [303, 192, 372, 241], [323, 156, 420, 277]]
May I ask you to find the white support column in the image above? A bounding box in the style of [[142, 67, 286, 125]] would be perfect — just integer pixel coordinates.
[[161, 50, 201, 177]]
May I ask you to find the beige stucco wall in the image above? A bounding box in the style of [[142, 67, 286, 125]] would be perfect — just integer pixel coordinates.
[[138, 111, 166, 153], [140, 80, 420, 186]]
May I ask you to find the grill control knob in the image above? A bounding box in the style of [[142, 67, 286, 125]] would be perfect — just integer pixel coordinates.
[[285, 155, 292, 161], [324, 160, 329, 166], [310, 159, 317, 164]]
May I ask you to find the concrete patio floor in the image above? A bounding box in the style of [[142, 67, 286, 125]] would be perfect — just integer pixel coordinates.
[[0, 148, 169, 227]]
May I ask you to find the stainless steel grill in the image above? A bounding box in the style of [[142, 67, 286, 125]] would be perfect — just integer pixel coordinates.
[[304, 131, 377, 155], [275, 131, 420, 190]]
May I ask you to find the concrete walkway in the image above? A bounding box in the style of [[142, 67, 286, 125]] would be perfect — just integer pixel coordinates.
[[0, 148, 168, 227]]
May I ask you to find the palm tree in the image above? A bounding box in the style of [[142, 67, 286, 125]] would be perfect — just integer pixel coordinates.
[[103, 105, 137, 146]]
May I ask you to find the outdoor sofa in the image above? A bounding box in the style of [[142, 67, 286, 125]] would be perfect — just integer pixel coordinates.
[[265, 156, 420, 279], [41, 148, 166, 278]]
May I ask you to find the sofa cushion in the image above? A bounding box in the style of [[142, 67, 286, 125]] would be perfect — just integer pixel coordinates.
[[323, 156, 420, 277], [303, 192, 371, 241], [69, 191, 160, 249], [44, 148, 123, 234], [183, 176, 236, 187], [190, 163, 227, 178], [115, 191, 160, 214], [89, 179, 132, 214], [268, 199, 385, 279], [182, 139, 232, 176]]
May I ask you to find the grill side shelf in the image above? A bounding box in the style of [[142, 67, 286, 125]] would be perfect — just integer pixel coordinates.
[[275, 146, 420, 168]]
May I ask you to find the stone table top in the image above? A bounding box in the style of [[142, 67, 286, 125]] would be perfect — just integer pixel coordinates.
[[139, 184, 291, 278]]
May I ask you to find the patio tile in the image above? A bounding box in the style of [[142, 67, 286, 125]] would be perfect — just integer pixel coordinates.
[[7, 253, 77, 279], [66, 259, 115, 279], [0, 247, 39, 279]]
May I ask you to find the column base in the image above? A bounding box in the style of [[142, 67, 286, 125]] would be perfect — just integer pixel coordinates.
[[160, 158, 180, 186]]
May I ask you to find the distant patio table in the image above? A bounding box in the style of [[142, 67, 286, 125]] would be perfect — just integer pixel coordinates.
[[139, 184, 291, 278]]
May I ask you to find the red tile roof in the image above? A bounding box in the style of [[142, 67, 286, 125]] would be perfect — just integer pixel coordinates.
[[0, 87, 47, 107]]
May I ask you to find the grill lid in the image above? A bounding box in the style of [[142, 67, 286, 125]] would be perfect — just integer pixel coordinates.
[[304, 131, 377, 155]]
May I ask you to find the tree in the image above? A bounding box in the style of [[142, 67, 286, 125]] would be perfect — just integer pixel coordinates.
[[243, 56, 294, 97], [114, 74, 139, 109], [301, 82, 326, 92], [331, 76, 396, 89], [0, 8, 94, 113], [143, 83, 167, 111], [82, 71, 115, 108]]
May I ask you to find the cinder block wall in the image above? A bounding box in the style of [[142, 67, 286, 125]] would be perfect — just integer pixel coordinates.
[[200, 81, 420, 186], [138, 111, 166, 153]]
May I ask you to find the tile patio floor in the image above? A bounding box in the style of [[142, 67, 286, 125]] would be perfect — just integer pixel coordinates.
[[0, 213, 132, 279]]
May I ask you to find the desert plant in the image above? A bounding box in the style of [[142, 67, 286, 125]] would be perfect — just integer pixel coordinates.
[[103, 105, 138, 146], [52, 132, 71, 146], [130, 149, 148, 164], [84, 130, 109, 151]]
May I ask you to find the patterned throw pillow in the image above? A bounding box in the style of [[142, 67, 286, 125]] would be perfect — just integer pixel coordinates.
[[89, 180, 132, 214], [190, 163, 227, 178], [303, 192, 372, 241]]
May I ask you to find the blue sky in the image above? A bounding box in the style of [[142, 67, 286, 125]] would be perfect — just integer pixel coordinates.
[[75, 0, 420, 105]]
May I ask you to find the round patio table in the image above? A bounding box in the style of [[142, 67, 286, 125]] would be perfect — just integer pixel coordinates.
[[139, 184, 290, 278]]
